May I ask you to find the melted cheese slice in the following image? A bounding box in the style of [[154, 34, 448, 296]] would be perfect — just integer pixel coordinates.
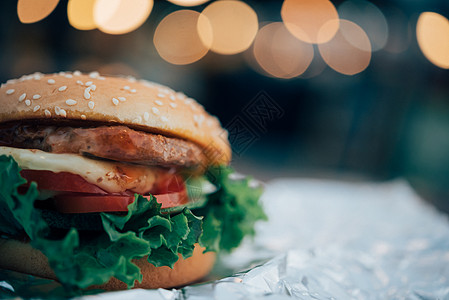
[[0, 146, 158, 194]]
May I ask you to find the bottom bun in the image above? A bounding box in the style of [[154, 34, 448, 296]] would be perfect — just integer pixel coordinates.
[[0, 238, 215, 290]]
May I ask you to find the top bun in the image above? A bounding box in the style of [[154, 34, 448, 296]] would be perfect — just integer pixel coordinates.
[[0, 72, 230, 165]]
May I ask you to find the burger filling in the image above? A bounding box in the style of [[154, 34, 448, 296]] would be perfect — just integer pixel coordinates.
[[0, 123, 266, 294], [0, 124, 207, 167]]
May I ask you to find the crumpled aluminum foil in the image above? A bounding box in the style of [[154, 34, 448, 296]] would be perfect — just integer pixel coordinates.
[[83, 179, 449, 300]]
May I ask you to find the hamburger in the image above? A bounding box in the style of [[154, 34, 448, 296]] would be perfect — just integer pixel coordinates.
[[0, 71, 266, 293]]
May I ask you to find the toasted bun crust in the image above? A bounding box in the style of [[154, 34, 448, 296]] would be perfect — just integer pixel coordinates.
[[0, 72, 230, 165], [0, 239, 215, 290]]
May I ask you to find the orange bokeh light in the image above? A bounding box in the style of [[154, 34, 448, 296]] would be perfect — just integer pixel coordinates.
[[94, 0, 153, 35], [17, 0, 59, 24], [167, 0, 210, 6], [198, 0, 258, 55], [417, 12, 449, 69], [318, 20, 371, 75], [253, 22, 314, 79], [154, 10, 212, 65], [281, 0, 339, 44], [68, 0, 96, 30]]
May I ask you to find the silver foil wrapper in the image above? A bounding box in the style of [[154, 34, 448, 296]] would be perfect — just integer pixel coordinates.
[[82, 179, 449, 299]]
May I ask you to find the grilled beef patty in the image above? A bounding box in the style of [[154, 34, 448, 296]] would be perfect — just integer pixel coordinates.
[[0, 124, 206, 168]]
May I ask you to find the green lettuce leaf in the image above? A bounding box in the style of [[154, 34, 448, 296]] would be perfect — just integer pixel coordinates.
[[0, 155, 265, 294], [195, 166, 267, 252]]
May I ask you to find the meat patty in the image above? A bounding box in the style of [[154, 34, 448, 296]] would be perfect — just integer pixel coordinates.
[[0, 124, 207, 168]]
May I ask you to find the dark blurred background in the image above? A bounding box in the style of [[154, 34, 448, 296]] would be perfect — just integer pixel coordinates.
[[1, 0, 449, 212]]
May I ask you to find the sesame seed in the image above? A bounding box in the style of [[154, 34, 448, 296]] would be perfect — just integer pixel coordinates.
[[58, 86, 67, 92], [144, 112, 150, 121], [84, 88, 91, 100], [193, 114, 205, 126], [76, 80, 83, 85], [89, 71, 99, 78], [60, 109, 67, 117], [130, 89, 136, 93], [169, 95, 176, 101], [88, 101, 95, 109], [44, 109, 51, 117], [55, 106, 61, 115], [98, 76, 106, 80], [112, 98, 119, 105], [90, 85, 96, 91], [118, 97, 126, 102], [161, 116, 169, 122], [65, 74, 73, 78], [6, 89, 15, 95], [81, 114, 87, 120], [25, 99, 31, 106], [85, 81, 93, 86], [157, 93, 165, 98], [19, 93, 26, 102], [66, 99, 77, 106], [170, 102, 177, 108], [152, 107, 160, 115], [155, 100, 163, 106], [73, 70, 81, 76], [33, 94, 41, 100], [123, 86, 130, 90], [184, 98, 193, 105], [33, 105, 40, 112], [47, 79, 55, 84], [133, 116, 142, 123], [59, 71, 66, 76]]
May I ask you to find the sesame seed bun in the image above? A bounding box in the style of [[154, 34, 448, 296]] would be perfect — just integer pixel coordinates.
[[0, 71, 231, 165], [0, 238, 215, 290]]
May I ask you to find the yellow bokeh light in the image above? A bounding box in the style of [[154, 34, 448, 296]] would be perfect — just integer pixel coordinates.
[[417, 12, 449, 69], [253, 22, 314, 79], [318, 20, 371, 75], [167, 0, 210, 6], [281, 0, 339, 44], [17, 0, 59, 24], [154, 10, 212, 65], [93, 0, 153, 35], [68, 0, 96, 30], [198, 0, 258, 55]]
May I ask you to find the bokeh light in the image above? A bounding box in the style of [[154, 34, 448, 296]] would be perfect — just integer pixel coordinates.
[[253, 22, 314, 79], [198, 0, 258, 55], [338, 0, 388, 52], [318, 19, 371, 75], [167, 0, 210, 6], [93, 0, 153, 35], [281, 0, 339, 44], [17, 0, 59, 24], [67, 0, 96, 31], [154, 10, 212, 65], [383, 7, 412, 54], [417, 12, 449, 69]]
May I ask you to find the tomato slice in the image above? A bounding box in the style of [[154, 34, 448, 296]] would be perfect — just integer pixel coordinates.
[[21, 169, 189, 213], [152, 173, 185, 194], [20, 170, 108, 195], [20, 170, 185, 195], [53, 190, 189, 214]]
